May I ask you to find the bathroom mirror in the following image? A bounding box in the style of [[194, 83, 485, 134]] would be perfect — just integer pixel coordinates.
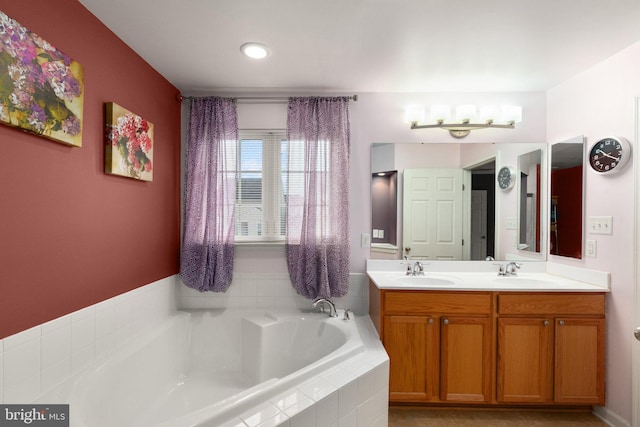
[[370, 142, 546, 261], [549, 136, 585, 259], [517, 149, 542, 253]]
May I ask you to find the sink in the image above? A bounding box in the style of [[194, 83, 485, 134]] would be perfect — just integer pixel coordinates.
[[393, 275, 457, 286], [492, 277, 558, 287]]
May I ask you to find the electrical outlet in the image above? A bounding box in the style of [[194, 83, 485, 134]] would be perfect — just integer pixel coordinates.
[[361, 232, 371, 248], [586, 239, 597, 257], [588, 216, 613, 235]]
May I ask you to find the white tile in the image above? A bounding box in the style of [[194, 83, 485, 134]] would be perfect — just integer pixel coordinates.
[[337, 409, 357, 427], [257, 412, 290, 427], [3, 374, 40, 403], [71, 315, 95, 352], [41, 324, 71, 369], [271, 389, 309, 411], [320, 366, 357, 389], [298, 377, 336, 402], [41, 315, 71, 335], [356, 368, 376, 405], [372, 361, 389, 393], [41, 358, 71, 393], [3, 339, 40, 389], [240, 401, 281, 427], [356, 388, 387, 427], [337, 380, 358, 419], [95, 332, 116, 359], [3, 325, 41, 351], [315, 391, 338, 427], [71, 305, 95, 322], [71, 344, 94, 374], [95, 304, 116, 339], [286, 404, 316, 427]]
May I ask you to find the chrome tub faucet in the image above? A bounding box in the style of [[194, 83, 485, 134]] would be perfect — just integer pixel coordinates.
[[312, 298, 338, 317]]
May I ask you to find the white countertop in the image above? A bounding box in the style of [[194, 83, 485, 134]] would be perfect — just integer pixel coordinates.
[[366, 260, 610, 292]]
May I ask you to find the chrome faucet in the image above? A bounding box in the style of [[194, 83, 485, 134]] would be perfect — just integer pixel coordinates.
[[499, 261, 522, 276], [312, 298, 338, 317], [412, 261, 424, 276]]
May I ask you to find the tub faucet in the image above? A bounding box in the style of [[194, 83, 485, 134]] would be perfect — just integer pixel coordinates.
[[312, 298, 338, 318]]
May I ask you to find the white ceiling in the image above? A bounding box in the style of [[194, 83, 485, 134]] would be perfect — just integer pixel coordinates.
[[79, 0, 640, 95]]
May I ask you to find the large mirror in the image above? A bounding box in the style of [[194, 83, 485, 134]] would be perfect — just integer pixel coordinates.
[[549, 136, 585, 259], [371, 142, 547, 261]]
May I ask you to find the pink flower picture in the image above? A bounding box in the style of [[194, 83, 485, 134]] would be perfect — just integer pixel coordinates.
[[0, 10, 84, 147], [105, 102, 153, 181]]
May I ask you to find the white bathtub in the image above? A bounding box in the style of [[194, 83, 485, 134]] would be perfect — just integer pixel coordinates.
[[42, 309, 367, 427]]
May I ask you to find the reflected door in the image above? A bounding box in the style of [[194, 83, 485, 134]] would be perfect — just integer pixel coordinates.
[[403, 168, 463, 260], [470, 190, 488, 260]]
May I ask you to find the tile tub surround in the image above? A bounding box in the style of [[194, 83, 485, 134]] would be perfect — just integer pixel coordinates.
[[0, 272, 386, 427], [0, 276, 178, 404]]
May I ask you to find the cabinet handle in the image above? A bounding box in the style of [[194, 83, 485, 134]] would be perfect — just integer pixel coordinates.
[[443, 318, 449, 325], [544, 320, 550, 326], [559, 320, 565, 326]]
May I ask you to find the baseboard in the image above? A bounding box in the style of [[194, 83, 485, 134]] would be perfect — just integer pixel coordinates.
[[593, 406, 631, 427]]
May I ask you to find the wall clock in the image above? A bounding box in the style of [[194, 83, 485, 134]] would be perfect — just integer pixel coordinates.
[[497, 166, 516, 191], [588, 136, 631, 174]]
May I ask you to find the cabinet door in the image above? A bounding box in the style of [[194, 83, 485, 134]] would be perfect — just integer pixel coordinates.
[[383, 315, 436, 401], [554, 318, 605, 404], [440, 316, 491, 403], [497, 318, 553, 403]]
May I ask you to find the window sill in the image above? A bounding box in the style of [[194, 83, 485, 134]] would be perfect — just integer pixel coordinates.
[[235, 240, 285, 248]]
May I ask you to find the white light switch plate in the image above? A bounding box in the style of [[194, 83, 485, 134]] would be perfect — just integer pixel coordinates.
[[361, 233, 371, 247], [588, 216, 613, 235], [506, 217, 517, 230]]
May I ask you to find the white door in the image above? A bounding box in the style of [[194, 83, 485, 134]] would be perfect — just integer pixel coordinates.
[[470, 190, 488, 260], [403, 168, 463, 260]]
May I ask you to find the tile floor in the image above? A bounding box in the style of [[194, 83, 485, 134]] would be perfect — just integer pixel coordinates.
[[388, 407, 608, 426]]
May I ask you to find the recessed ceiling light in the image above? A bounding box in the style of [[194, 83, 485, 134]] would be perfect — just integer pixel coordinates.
[[240, 42, 269, 59]]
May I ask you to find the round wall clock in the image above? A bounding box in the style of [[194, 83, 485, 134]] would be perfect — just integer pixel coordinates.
[[497, 166, 516, 191], [589, 136, 631, 174]]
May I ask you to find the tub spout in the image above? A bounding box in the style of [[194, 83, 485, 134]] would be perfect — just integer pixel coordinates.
[[312, 298, 338, 318]]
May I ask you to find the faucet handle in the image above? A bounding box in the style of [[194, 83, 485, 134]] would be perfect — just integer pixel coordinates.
[[343, 309, 353, 320]]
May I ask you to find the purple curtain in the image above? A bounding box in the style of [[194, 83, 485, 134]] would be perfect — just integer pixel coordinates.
[[180, 97, 237, 292], [286, 97, 351, 300]]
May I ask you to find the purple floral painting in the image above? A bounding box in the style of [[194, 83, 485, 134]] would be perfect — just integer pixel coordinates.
[[0, 10, 84, 147], [105, 102, 154, 181]]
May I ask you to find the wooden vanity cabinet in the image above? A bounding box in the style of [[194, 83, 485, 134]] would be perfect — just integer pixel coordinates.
[[496, 293, 606, 405], [378, 290, 493, 404], [369, 283, 607, 408]]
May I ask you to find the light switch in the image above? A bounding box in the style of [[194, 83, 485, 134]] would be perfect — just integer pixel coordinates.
[[586, 239, 597, 257], [361, 233, 371, 247], [506, 217, 517, 230], [588, 216, 613, 235]]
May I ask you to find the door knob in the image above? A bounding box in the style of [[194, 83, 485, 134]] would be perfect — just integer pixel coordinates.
[[635, 327, 640, 341]]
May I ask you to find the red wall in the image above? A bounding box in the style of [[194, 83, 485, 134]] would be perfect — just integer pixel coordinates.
[[0, 0, 181, 339]]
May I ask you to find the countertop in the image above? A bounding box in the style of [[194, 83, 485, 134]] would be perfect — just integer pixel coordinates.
[[366, 260, 610, 293]]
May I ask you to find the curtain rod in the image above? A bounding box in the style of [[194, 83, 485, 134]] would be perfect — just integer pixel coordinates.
[[176, 94, 358, 103]]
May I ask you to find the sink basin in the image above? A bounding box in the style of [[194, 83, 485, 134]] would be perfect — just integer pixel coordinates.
[[492, 277, 558, 287], [393, 275, 457, 286]]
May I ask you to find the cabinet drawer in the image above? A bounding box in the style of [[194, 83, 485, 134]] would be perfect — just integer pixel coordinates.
[[385, 291, 491, 314], [498, 293, 605, 315]]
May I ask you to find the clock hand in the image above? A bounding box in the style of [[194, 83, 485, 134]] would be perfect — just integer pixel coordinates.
[[596, 149, 620, 161]]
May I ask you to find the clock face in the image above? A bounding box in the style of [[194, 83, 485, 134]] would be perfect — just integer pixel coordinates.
[[497, 166, 515, 190], [589, 137, 630, 174]]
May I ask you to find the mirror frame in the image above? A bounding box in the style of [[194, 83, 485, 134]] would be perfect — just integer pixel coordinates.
[[548, 135, 585, 260], [517, 149, 543, 255]]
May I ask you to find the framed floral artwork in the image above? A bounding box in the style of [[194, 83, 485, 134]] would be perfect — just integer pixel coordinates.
[[0, 10, 84, 147], [105, 102, 153, 181]]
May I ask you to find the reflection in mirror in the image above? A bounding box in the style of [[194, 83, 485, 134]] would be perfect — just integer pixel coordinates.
[[549, 136, 584, 259], [370, 143, 497, 260], [371, 170, 398, 253], [518, 149, 542, 253]]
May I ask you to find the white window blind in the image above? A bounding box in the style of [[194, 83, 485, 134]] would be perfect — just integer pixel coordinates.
[[235, 130, 287, 242]]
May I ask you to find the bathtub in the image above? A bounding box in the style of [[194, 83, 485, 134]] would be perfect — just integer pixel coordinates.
[[41, 308, 370, 427]]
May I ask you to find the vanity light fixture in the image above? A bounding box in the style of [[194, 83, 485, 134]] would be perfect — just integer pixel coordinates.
[[405, 104, 522, 138], [240, 42, 270, 59]]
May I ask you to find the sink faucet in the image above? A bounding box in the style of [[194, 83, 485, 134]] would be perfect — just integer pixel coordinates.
[[312, 298, 338, 317], [504, 262, 522, 276], [412, 261, 424, 276]]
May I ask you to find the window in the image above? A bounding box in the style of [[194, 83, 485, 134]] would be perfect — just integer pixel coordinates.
[[234, 130, 287, 242]]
